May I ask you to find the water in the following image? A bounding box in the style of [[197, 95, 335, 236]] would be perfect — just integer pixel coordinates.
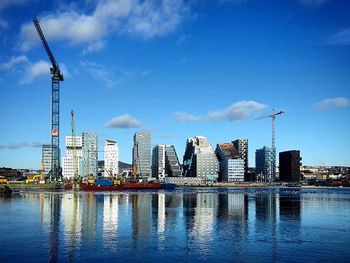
[[1, 188, 350, 263]]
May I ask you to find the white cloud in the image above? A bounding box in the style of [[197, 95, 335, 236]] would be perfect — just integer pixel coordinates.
[[81, 60, 118, 89], [314, 97, 349, 111], [21, 60, 50, 84], [174, 112, 203, 123], [209, 100, 266, 121], [0, 141, 46, 149], [106, 114, 142, 128], [174, 100, 266, 123], [0, 0, 34, 10], [0, 17, 8, 30], [82, 40, 106, 54], [327, 29, 350, 46], [20, 0, 188, 51], [0, 55, 28, 71], [298, 0, 329, 7], [0, 55, 69, 84]]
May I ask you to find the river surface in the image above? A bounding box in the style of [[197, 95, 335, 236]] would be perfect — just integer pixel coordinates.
[[1, 187, 350, 262]]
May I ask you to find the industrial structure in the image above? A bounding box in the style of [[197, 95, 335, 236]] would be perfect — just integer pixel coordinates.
[[255, 109, 284, 182], [33, 17, 64, 181]]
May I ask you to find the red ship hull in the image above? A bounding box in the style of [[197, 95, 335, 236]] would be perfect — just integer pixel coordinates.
[[81, 183, 162, 191]]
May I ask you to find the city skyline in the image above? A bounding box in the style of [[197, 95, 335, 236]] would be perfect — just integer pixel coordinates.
[[1, 0, 350, 169]]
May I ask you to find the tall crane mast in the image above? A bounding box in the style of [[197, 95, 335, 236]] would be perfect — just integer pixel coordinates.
[[255, 109, 284, 183], [71, 110, 79, 180], [33, 17, 64, 181]]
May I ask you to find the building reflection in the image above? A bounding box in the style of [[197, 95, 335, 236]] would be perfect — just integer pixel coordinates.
[[82, 193, 97, 242], [61, 192, 82, 262], [184, 192, 218, 247], [103, 195, 119, 252], [131, 193, 152, 248]]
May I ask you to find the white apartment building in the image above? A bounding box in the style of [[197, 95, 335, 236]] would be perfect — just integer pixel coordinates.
[[104, 139, 119, 177]]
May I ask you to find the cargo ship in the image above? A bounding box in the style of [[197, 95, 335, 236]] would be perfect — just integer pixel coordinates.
[[80, 178, 176, 191]]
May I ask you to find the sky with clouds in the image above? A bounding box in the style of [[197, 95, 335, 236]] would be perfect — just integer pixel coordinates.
[[0, 0, 349, 169]]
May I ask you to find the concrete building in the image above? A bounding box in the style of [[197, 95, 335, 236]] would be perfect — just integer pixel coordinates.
[[152, 144, 181, 180], [104, 139, 119, 177], [42, 144, 60, 177], [215, 143, 244, 182], [255, 146, 273, 182], [183, 136, 219, 181], [279, 150, 301, 182], [62, 136, 83, 179], [82, 132, 98, 177], [133, 131, 151, 180], [232, 139, 248, 177]]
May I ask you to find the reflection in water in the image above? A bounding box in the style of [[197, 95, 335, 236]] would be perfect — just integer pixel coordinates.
[[103, 195, 119, 252], [61, 193, 82, 262], [4, 188, 349, 263]]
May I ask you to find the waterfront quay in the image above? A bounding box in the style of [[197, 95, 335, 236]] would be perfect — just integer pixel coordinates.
[[1, 187, 350, 263]]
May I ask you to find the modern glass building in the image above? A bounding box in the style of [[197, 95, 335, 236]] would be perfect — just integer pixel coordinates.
[[152, 144, 181, 179], [255, 146, 273, 182], [183, 136, 219, 181], [42, 144, 60, 178], [133, 131, 151, 179], [82, 132, 98, 177], [215, 143, 244, 182], [279, 150, 302, 182], [232, 139, 248, 176]]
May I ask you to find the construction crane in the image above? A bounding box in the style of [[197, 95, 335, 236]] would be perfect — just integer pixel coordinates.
[[71, 110, 79, 181], [255, 109, 284, 183], [33, 17, 64, 181]]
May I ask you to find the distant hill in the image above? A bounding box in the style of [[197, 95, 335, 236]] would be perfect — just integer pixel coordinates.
[[98, 161, 132, 170]]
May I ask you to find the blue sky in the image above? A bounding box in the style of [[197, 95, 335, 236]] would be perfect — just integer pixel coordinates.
[[0, 0, 349, 169]]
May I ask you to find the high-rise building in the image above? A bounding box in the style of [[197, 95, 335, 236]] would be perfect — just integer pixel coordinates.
[[183, 136, 219, 181], [215, 143, 244, 182], [255, 146, 273, 182], [104, 139, 119, 177], [152, 144, 181, 180], [82, 132, 98, 177], [133, 131, 151, 179], [232, 139, 248, 177], [42, 144, 60, 178], [62, 136, 83, 179], [152, 145, 165, 179], [279, 150, 301, 182], [164, 145, 182, 178]]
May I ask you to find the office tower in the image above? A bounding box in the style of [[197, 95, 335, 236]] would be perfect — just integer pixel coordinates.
[[104, 139, 119, 177], [62, 136, 83, 179], [82, 132, 98, 177], [152, 145, 165, 179], [152, 144, 181, 179], [183, 136, 219, 181], [255, 146, 273, 182], [215, 143, 244, 182], [133, 131, 151, 179], [279, 150, 301, 182], [232, 139, 248, 177], [42, 144, 60, 178]]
